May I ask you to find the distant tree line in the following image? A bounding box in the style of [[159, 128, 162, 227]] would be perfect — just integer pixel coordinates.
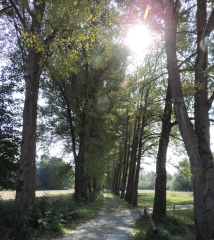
[[138, 170, 192, 192], [36, 155, 74, 190]]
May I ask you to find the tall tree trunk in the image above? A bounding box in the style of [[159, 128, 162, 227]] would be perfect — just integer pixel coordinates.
[[93, 178, 97, 192], [121, 118, 130, 199], [193, 2, 214, 238], [14, 1, 46, 205], [132, 148, 140, 206], [129, 117, 140, 204], [114, 162, 119, 195], [15, 49, 42, 204], [132, 115, 146, 206], [153, 82, 172, 219], [132, 85, 150, 206], [125, 118, 139, 204], [114, 156, 122, 196], [165, 1, 214, 239], [74, 156, 81, 204], [75, 60, 90, 203]]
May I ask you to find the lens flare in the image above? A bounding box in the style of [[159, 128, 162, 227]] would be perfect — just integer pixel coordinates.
[[144, 5, 150, 20], [200, 36, 209, 52], [123, 80, 129, 87]]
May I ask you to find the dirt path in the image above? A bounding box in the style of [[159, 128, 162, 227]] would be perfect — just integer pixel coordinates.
[[56, 193, 140, 240]]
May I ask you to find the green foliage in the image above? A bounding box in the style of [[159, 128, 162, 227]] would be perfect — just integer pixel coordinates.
[[0, 66, 22, 190], [138, 171, 156, 190], [0, 138, 19, 190], [52, 159, 74, 189], [176, 158, 191, 177], [36, 155, 74, 190], [167, 160, 193, 192], [0, 201, 34, 240], [171, 174, 192, 192], [88, 191, 99, 203]]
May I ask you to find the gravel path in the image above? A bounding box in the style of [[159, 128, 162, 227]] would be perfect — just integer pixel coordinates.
[[56, 193, 140, 240]]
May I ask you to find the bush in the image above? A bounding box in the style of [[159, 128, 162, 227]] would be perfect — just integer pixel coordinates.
[[88, 191, 99, 203], [0, 194, 76, 240]]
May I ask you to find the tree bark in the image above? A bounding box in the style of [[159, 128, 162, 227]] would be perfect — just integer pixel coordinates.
[[121, 115, 130, 199], [14, 0, 46, 205], [75, 62, 89, 203], [15, 49, 41, 204], [125, 118, 139, 204], [165, 1, 214, 238], [153, 82, 172, 219]]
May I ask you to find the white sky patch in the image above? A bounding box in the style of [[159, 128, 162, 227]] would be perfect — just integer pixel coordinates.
[[125, 24, 151, 53], [125, 24, 152, 63]]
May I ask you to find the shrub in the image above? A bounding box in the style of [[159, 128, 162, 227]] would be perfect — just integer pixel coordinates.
[[0, 194, 76, 239]]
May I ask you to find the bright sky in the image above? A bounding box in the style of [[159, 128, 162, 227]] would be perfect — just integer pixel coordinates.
[[125, 24, 151, 54], [125, 24, 152, 65]]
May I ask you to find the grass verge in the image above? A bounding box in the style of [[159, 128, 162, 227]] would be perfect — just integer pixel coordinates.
[[132, 209, 194, 240], [133, 191, 194, 240]]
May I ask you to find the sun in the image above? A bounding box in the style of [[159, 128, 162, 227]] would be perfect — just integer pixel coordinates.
[[125, 24, 151, 55]]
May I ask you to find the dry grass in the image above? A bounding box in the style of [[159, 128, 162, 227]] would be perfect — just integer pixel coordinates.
[[0, 189, 74, 200], [138, 189, 155, 194]]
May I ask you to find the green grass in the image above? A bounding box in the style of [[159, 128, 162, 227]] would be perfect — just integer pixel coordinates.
[[138, 191, 193, 208], [132, 209, 194, 240], [133, 191, 194, 240]]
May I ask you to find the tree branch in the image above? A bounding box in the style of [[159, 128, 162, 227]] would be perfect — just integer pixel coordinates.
[[178, 52, 196, 68], [206, 91, 214, 110], [8, 0, 25, 26], [0, 5, 11, 15], [204, 9, 214, 37]]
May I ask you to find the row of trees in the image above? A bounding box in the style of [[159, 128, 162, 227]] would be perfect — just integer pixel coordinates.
[[1, 0, 214, 239], [110, 1, 214, 239], [0, 0, 127, 204]]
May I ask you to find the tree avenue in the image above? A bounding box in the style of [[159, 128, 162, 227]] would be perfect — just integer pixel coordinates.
[[1, 0, 214, 239]]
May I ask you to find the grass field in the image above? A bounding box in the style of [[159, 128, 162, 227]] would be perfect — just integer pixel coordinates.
[[137, 190, 193, 208], [0, 189, 74, 200]]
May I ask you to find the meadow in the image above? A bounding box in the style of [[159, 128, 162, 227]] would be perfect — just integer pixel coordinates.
[[137, 190, 193, 207]]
